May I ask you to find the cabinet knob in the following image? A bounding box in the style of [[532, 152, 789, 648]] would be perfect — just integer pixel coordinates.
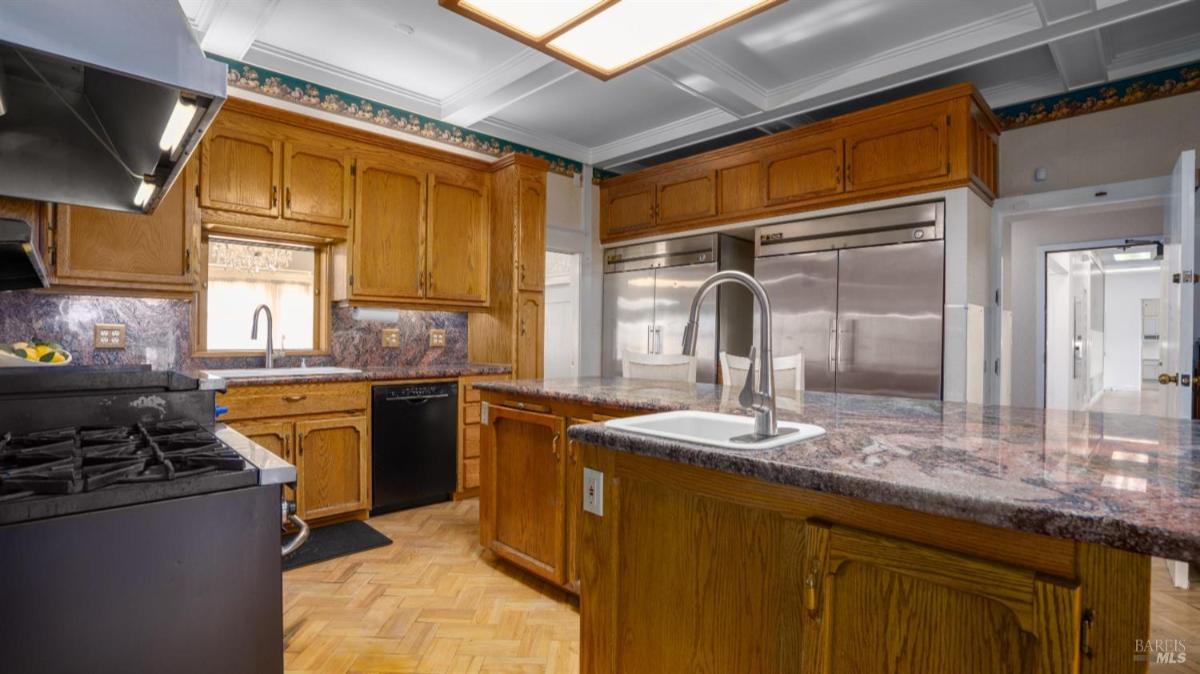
[[1159, 373, 1179, 385]]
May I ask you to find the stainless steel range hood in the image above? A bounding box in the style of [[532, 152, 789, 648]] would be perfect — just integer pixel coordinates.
[[0, 0, 227, 214]]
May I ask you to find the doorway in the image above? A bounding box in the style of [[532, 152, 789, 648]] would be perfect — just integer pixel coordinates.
[[544, 251, 581, 378], [1043, 242, 1162, 413]]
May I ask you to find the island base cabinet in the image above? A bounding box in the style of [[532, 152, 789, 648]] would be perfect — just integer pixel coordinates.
[[580, 444, 1151, 674]]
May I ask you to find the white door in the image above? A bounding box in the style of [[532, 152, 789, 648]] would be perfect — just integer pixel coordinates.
[[544, 252, 580, 378], [1159, 150, 1197, 419]]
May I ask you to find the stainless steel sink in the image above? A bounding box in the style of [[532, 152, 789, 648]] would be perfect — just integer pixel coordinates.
[[201, 367, 362, 379], [604, 411, 824, 450]]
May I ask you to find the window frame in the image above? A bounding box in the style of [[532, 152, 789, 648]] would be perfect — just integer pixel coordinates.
[[191, 229, 331, 358]]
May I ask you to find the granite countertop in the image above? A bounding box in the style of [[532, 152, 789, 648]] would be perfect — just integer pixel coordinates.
[[476, 378, 1200, 564], [193, 362, 511, 387]]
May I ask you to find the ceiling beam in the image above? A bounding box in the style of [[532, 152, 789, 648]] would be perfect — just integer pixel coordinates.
[[644, 46, 768, 118], [1047, 30, 1110, 89], [440, 52, 574, 127], [199, 0, 282, 60], [592, 0, 1190, 168]]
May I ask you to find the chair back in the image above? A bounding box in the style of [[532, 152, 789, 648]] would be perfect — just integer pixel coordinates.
[[719, 351, 805, 391], [622, 351, 698, 383]]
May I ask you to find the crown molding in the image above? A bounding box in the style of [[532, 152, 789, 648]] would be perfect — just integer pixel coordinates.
[[1107, 32, 1200, 79], [469, 117, 591, 164], [980, 71, 1065, 108]]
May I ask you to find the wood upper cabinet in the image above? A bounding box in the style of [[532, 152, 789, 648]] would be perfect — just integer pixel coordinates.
[[515, 291, 544, 380], [426, 174, 489, 303], [484, 405, 566, 585], [200, 127, 280, 217], [601, 182, 655, 240], [52, 163, 196, 292], [655, 168, 716, 226], [763, 136, 844, 205], [801, 521, 1081, 674], [295, 415, 369, 521], [351, 160, 426, 300], [843, 102, 950, 194], [717, 155, 764, 216], [282, 142, 353, 227], [516, 175, 546, 292]]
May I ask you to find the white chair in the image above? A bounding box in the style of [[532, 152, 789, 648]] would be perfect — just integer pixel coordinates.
[[621, 351, 698, 383], [720, 351, 805, 391]]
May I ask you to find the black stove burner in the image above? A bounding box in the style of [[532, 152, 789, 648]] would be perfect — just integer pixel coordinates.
[[0, 420, 246, 503]]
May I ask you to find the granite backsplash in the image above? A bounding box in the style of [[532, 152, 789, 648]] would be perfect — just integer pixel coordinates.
[[0, 292, 467, 370]]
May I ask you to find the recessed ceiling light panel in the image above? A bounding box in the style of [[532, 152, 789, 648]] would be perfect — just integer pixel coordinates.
[[1113, 251, 1153, 262], [442, 0, 784, 79]]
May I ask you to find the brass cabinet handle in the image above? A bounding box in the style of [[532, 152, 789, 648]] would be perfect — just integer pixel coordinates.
[[285, 186, 292, 209], [568, 439, 578, 464], [282, 394, 307, 402], [271, 185, 278, 208], [551, 432, 561, 461], [297, 432, 304, 455], [804, 560, 822, 619]]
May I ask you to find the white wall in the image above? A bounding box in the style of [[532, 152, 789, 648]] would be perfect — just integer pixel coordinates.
[[545, 171, 603, 376], [1103, 268, 1161, 391], [1004, 203, 1162, 407]]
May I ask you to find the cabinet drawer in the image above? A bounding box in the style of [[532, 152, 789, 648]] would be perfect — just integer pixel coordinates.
[[464, 402, 481, 425], [465, 383, 482, 403], [463, 424, 481, 459], [463, 457, 480, 489], [218, 382, 367, 421]]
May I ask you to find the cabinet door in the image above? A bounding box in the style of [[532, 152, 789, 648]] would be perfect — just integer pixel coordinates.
[[800, 521, 1081, 674], [564, 417, 589, 593], [232, 419, 295, 502], [655, 168, 716, 226], [763, 137, 844, 205], [844, 103, 950, 194], [717, 156, 764, 215], [351, 161, 425, 300], [54, 164, 195, 290], [426, 175, 489, 303], [516, 175, 546, 292], [516, 291, 544, 380], [200, 128, 280, 217], [282, 142, 353, 226], [295, 416, 369, 521], [601, 182, 655, 240], [484, 405, 566, 584]]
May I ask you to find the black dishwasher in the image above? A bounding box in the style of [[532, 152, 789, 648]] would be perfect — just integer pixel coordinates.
[[371, 382, 459, 515]]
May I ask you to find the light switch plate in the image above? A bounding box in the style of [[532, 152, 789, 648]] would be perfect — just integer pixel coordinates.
[[93, 323, 126, 349], [429, 328, 446, 348], [583, 467, 604, 516], [381, 328, 400, 348]]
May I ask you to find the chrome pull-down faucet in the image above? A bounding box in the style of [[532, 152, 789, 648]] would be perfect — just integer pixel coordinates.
[[251, 304, 274, 368], [682, 270, 785, 438]]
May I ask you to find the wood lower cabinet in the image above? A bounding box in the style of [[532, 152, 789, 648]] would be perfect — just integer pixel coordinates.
[[295, 416, 370, 521], [427, 174, 488, 304], [351, 160, 426, 300], [232, 419, 296, 503], [201, 127, 280, 218], [483, 404, 566, 585], [49, 163, 197, 294], [844, 101, 949, 194], [283, 142, 353, 227], [457, 374, 509, 497], [565, 418, 589, 593]]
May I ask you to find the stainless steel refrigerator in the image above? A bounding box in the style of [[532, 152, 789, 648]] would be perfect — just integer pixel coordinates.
[[754, 202, 945, 399], [602, 234, 753, 383]]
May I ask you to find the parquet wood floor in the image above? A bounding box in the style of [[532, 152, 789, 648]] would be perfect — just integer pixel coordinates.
[[285, 499, 1198, 673], [283, 499, 580, 674]]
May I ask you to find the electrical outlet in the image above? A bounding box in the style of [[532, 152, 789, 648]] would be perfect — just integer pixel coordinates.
[[381, 328, 401, 348], [93, 323, 126, 349], [429, 328, 446, 348], [583, 467, 604, 516]]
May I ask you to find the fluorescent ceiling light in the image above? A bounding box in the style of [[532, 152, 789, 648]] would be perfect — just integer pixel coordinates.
[[442, 0, 782, 79], [1113, 251, 1153, 262], [159, 98, 197, 153], [459, 0, 606, 39], [133, 177, 157, 209]]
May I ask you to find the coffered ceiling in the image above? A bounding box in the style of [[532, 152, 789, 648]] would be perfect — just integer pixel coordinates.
[[180, 0, 1200, 173]]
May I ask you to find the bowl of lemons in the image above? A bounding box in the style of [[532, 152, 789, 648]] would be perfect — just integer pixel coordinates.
[[0, 339, 73, 367]]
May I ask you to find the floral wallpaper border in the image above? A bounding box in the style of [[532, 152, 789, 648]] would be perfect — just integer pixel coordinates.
[[994, 61, 1200, 131], [213, 55, 584, 177]]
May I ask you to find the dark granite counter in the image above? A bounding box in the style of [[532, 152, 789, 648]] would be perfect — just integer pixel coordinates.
[[194, 362, 511, 387], [476, 378, 1200, 564]]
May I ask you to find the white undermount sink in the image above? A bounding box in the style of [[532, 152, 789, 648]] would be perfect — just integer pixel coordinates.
[[604, 410, 824, 451], [202, 367, 362, 379]]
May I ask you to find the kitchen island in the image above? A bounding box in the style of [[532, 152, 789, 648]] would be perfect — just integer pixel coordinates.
[[475, 378, 1199, 674]]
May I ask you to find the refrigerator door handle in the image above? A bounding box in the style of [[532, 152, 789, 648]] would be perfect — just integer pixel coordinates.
[[828, 318, 837, 373], [647, 324, 653, 354], [653, 326, 664, 354], [837, 319, 853, 370]]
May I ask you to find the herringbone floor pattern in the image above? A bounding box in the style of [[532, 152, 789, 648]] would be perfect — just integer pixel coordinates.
[[283, 499, 580, 674]]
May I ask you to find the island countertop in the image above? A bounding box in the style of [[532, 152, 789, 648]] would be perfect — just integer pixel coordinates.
[[475, 377, 1200, 564]]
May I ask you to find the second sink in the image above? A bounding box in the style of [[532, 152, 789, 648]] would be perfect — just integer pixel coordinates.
[[604, 410, 824, 450]]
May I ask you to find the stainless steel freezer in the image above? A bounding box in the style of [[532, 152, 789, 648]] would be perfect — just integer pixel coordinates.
[[602, 234, 753, 383], [754, 201, 945, 399]]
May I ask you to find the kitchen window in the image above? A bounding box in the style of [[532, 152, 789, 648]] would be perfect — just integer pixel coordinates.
[[197, 236, 327, 354]]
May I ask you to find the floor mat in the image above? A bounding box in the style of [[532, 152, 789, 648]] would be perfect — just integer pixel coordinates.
[[282, 520, 392, 571]]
